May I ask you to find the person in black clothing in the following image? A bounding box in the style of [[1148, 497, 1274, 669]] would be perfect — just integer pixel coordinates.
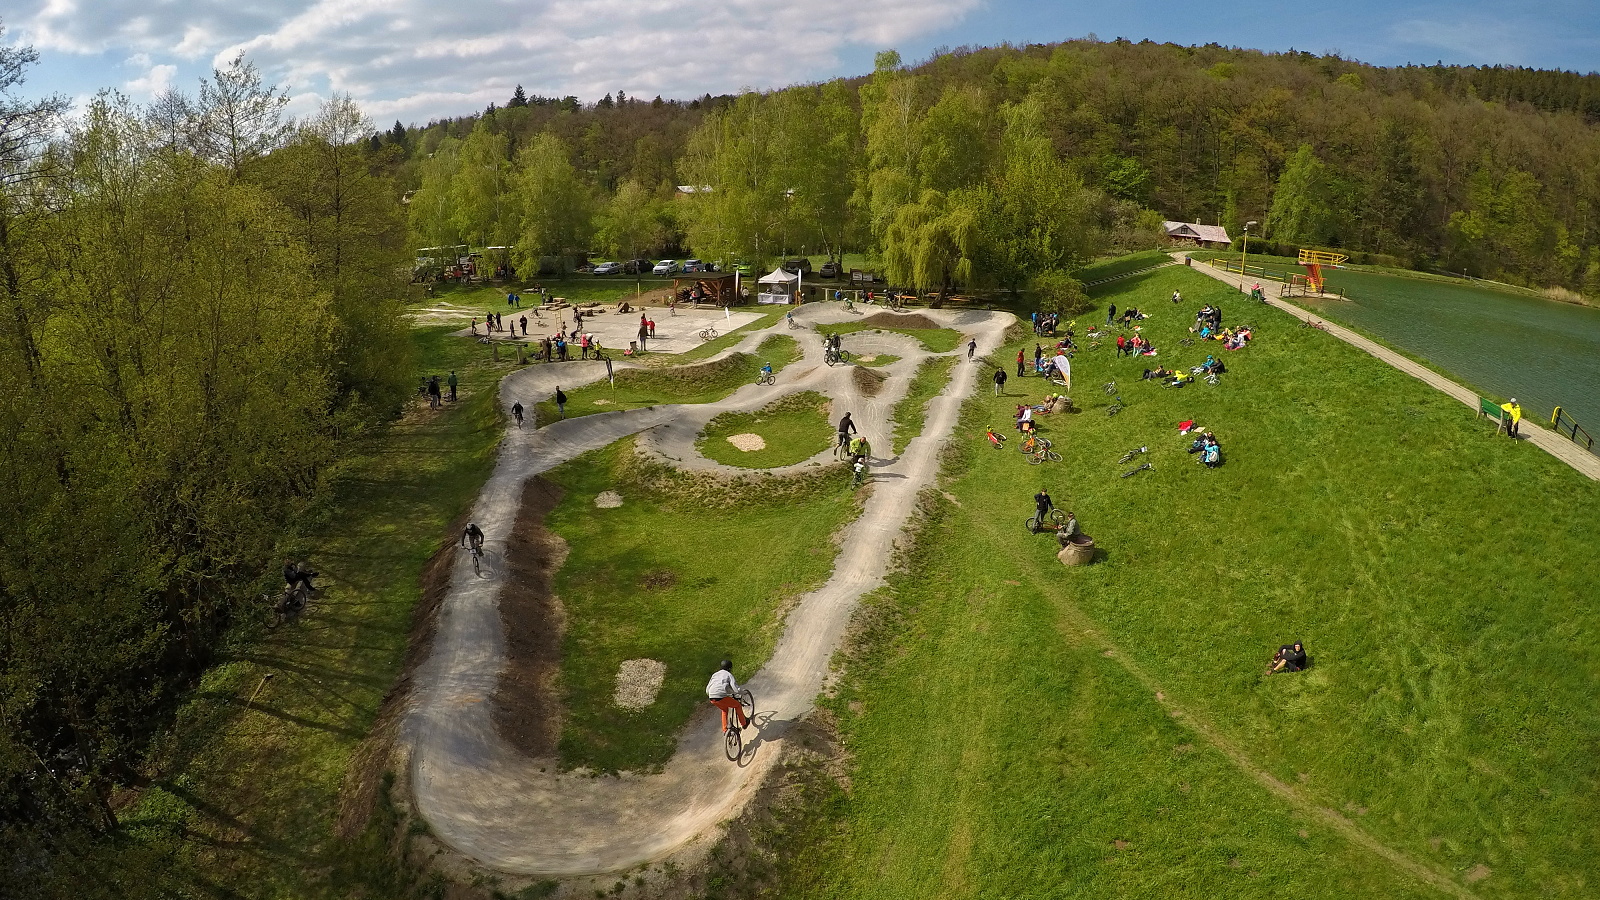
[[1268, 641, 1307, 674], [967, 338, 977, 360], [427, 375, 442, 409], [554, 386, 568, 419], [511, 401, 524, 428], [1033, 489, 1054, 527], [992, 367, 1007, 395], [836, 411, 857, 454]]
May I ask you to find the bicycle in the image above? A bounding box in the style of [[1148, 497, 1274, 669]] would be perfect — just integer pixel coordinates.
[[985, 426, 1008, 448], [1205, 373, 1221, 385], [1118, 446, 1148, 464], [756, 369, 775, 385], [1179, 338, 1195, 347], [1026, 509, 1068, 534], [1102, 381, 1117, 395], [842, 298, 855, 312], [699, 326, 719, 341], [824, 348, 851, 366], [1027, 446, 1062, 465], [786, 313, 798, 329], [723, 688, 756, 762], [265, 583, 312, 628], [1300, 318, 1327, 331], [1018, 433, 1052, 454], [1120, 461, 1153, 478], [852, 460, 868, 487], [1106, 396, 1126, 416], [1087, 340, 1101, 351], [466, 542, 484, 577]]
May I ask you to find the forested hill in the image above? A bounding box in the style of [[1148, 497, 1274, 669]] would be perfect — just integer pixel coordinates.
[[395, 39, 1600, 296]]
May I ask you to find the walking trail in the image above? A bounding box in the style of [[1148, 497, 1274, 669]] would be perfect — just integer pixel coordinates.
[[1177, 252, 1600, 481], [403, 304, 1014, 876]]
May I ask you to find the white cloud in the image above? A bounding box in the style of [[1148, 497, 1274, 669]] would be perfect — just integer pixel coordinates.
[[13, 0, 981, 123], [124, 62, 176, 97]]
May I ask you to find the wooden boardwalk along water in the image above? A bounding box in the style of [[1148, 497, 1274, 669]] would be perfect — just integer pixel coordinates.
[[1176, 252, 1600, 482]]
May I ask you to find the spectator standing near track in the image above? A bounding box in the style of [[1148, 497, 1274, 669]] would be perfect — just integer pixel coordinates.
[[1106, 303, 1116, 326], [993, 368, 1007, 396], [427, 375, 442, 409], [554, 386, 567, 419], [447, 370, 458, 401], [1016, 349, 1026, 377], [638, 323, 649, 352], [1500, 398, 1522, 438]]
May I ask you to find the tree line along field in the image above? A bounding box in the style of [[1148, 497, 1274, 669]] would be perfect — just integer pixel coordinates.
[[398, 41, 1600, 299]]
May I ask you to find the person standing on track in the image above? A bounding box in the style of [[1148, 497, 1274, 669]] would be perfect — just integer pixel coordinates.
[[707, 660, 752, 731]]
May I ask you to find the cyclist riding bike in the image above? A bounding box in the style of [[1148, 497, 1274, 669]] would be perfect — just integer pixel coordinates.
[[511, 401, 524, 428], [461, 523, 485, 554], [760, 362, 774, 379], [836, 411, 857, 452], [707, 660, 752, 732]]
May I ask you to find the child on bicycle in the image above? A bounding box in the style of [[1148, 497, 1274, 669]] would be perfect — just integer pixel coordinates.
[[707, 660, 752, 731], [760, 362, 774, 379]]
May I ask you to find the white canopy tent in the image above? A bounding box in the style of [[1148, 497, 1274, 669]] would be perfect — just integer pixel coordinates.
[[757, 267, 799, 305]]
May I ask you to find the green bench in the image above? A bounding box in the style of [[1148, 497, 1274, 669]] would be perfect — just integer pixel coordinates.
[[1479, 397, 1508, 433]]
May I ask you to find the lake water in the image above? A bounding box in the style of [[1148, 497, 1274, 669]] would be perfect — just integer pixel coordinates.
[[1296, 270, 1600, 431]]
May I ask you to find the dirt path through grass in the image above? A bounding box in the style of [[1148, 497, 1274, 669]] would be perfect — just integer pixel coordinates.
[[405, 305, 1014, 876]]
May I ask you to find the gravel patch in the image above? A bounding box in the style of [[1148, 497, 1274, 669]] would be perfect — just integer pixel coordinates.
[[594, 491, 623, 508], [613, 659, 667, 710], [727, 433, 766, 452]]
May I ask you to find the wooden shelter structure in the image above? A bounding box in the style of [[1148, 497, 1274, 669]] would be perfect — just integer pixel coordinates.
[[672, 272, 738, 305]]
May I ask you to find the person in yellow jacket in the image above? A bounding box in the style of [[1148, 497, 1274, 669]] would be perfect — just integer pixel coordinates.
[[1500, 398, 1522, 438]]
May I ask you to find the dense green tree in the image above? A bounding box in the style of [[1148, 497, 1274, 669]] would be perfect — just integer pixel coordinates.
[[509, 132, 592, 273], [1267, 144, 1338, 246], [449, 119, 516, 247]]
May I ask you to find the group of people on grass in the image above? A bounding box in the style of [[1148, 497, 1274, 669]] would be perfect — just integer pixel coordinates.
[[1115, 331, 1158, 357], [1030, 311, 1063, 336], [1184, 426, 1224, 468]]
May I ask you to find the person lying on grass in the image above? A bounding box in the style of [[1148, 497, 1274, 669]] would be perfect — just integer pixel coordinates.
[[1143, 366, 1178, 381], [1268, 642, 1307, 674]]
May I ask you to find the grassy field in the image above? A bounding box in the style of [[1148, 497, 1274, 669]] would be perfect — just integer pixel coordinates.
[[541, 440, 857, 773], [1078, 249, 1174, 282], [763, 264, 1600, 898], [93, 325, 511, 898], [852, 352, 901, 368], [889, 356, 957, 454], [823, 321, 963, 353], [535, 334, 801, 422], [698, 391, 834, 469]]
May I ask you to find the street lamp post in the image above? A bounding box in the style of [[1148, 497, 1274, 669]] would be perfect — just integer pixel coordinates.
[[1240, 220, 1258, 283]]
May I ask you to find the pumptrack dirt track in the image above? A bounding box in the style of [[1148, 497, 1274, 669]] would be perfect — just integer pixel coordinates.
[[402, 304, 1011, 876]]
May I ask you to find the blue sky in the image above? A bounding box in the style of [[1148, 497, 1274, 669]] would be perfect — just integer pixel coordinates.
[[6, 0, 1597, 127]]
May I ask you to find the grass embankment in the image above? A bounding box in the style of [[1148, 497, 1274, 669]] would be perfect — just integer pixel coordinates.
[[852, 353, 900, 368], [104, 325, 511, 898], [1078, 249, 1173, 281], [823, 321, 963, 352], [765, 264, 1600, 898], [542, 440, 857, 773], [698, 392, 833, 469], [889, 356, 957, 454], [535, 333, 800, 422], [414, 278, 673, 309]]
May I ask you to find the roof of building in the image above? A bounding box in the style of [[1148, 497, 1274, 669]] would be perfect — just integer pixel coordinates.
[[1163, 221, 1232, 244]]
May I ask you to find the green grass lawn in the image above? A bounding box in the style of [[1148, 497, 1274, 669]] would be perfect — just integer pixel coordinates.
[[823, 322, 963, 353], [1078, 249, 1174, 282], [698, 392, 834, 469], [542, 440, 857, 773], [415, 278, 674, 310], [889, 356, 957, 454], [762, 264, 1600, 898], [96, 325, 511, 898], [535, 334, 800, 422]]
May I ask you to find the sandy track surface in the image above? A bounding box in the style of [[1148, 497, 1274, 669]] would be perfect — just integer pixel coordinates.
[[404, 304, 1014, 875]]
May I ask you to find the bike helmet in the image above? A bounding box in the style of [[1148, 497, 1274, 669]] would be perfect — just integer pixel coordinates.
[[720, 659, 733, 671]]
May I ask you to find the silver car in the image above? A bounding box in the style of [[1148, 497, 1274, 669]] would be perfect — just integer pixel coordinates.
[[652, 259, 681, 275]]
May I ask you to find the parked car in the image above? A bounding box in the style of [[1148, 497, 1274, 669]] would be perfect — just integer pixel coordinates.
[[782, 257, 813, 275], [652, 259, 681, 275], [592, 261, 623, 275], [682, 258, 706, 273], [575, 263, 596, 274], [819, 260, 840, 279], [622, 258, 652, 275]]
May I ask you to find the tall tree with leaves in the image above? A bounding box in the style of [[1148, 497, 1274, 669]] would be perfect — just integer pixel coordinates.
[[510, 132, 592, 274]]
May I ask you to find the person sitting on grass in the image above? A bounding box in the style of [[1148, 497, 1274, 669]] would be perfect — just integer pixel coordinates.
[[1201, 436, 1222, 468], [1268, 642, 1307, 674]]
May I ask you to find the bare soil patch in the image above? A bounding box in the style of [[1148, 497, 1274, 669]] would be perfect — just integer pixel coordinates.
[[612, 659, 667, 710], [491, 477, 570, 757], [852, 366, 887, 396], [859, 312, 941, 330], [727, 432, 767, 451], [594, 490, 623, 508], [1464, 864, 1491, 884]]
